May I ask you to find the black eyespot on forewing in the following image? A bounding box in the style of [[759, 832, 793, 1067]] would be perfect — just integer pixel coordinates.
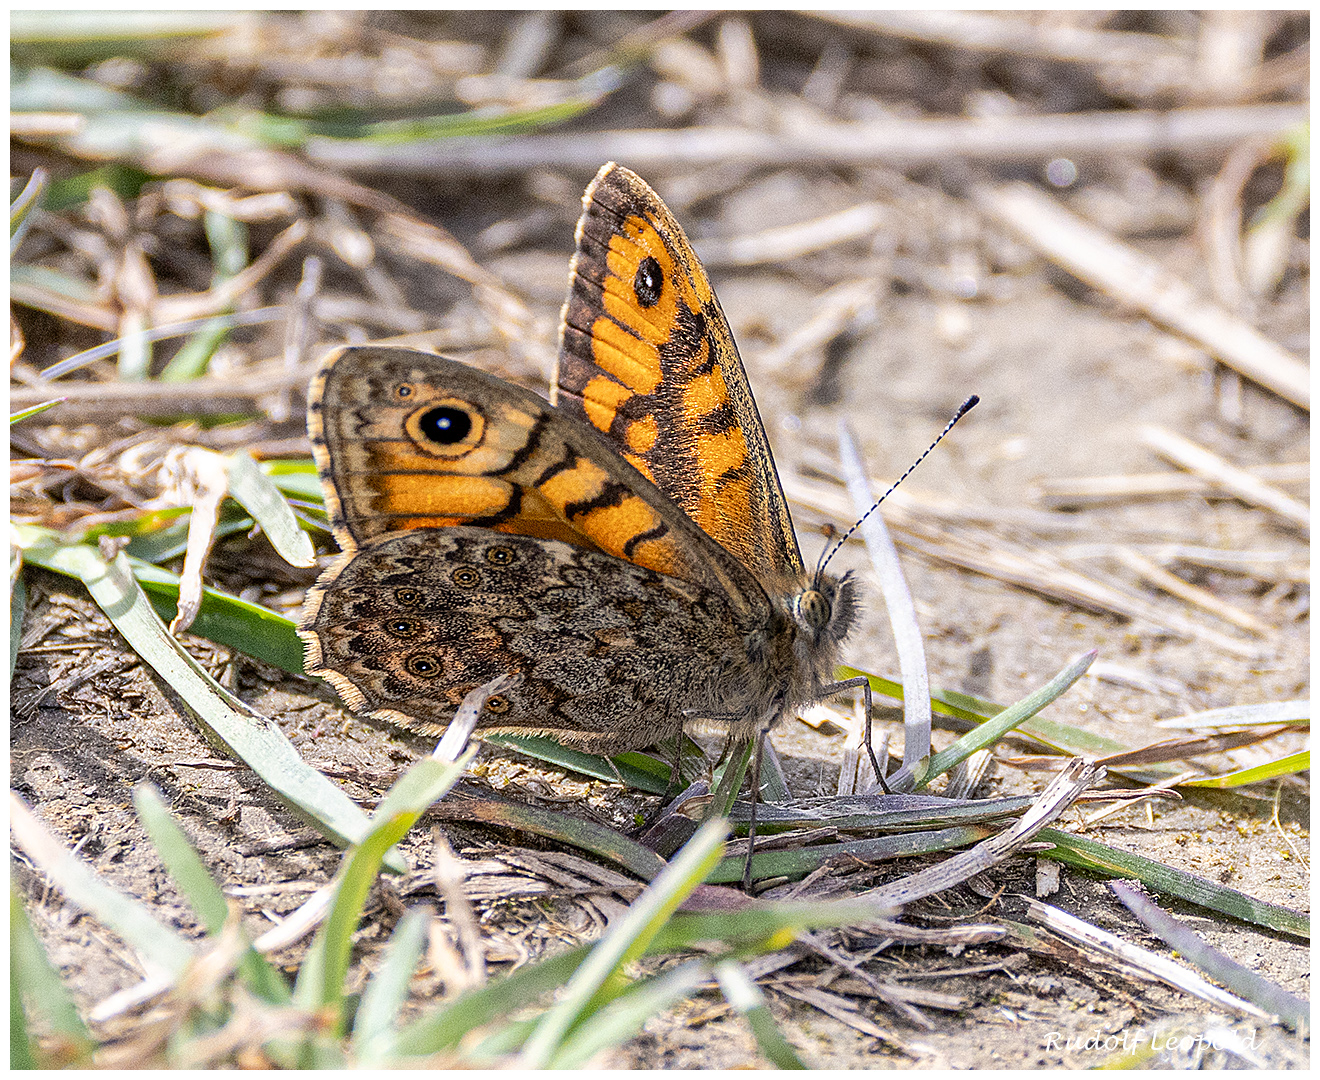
[[633, 256, 663, 308], [419, 406, 471, 445]]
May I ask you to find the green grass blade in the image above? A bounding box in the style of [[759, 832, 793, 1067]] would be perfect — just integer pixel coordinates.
[[130, 559, 307, 675], [652, 894, 902, 955], [547, 960, 711, 1069], [11, 887, 96, 1068], [714, 959, 806, 1068], [920, 650, 1097, 787], [132, 783, 229, 933], [1178, 750, 1310, 788], [839, 664, 1131, 757], [132, 783, 290, 1004], [1037, 828, 1308, 939], [10, 569, 25, 680], [352, 907, 431, 1065], [223, 451, 316, 568], [296, 750, 474, 1027], [9, 397, 66, 423], [15, 528, 383, 863], [483, 733, 671, 794], [518, 818, 729, 1068], [394, 947, 589, 1057]]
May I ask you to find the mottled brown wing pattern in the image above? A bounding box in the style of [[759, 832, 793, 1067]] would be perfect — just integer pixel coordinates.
[[555, 162, 806, 583], [303, 528, 759, 753]]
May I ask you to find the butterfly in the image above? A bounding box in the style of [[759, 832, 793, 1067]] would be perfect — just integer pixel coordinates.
[[299, 162, 860, 779]]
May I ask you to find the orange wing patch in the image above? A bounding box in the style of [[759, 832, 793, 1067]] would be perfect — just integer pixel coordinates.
[[554, 162, 805, 582], [311, 346, 744, 586]]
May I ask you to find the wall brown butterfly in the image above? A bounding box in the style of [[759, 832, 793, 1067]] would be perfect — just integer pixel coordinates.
[[299, 162, 859, 765]]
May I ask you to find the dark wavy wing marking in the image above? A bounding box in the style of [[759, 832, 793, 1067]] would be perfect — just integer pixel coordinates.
[[554, 162, 805, 580]]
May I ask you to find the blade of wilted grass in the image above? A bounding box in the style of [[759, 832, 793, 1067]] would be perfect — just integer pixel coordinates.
[[728, 792, 1035, 833], [839, 422, 931, 787], [1036, 828, 1308, 939], [223, 451, 316, 568], [708, 825, 997, 885], [15, 529, 384, 862], [864, 759, 1099, 907], [428, 790, 666, 881], [518, 818, 729, 1068], [1110, 881, 1308, 1032], [10, 166, 47, 253]]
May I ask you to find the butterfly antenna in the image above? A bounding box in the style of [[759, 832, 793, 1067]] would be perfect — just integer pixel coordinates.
[[819, 395, 979, 576]]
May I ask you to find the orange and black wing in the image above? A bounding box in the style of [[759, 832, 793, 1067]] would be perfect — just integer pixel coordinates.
[[306, 345, 762, 608], [554, 162, 805, 582]]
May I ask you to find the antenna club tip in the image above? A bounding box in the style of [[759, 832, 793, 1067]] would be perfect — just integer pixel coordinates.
[[957, 394, 980, 417]]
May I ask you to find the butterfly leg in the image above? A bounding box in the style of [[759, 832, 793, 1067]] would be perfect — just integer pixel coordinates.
[[742, 731, 766, 891], [820, 675, 891, 795]]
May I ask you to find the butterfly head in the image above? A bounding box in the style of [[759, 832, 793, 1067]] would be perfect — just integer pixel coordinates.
[[793, 570, 859, 651]]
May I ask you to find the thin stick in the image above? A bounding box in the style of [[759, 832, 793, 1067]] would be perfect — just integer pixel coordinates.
[[1114, 547, 1276, 637], [308, 103, 1307, 176], [1141, 424, 1310, 528], [1035, 462, 1309, 506], [974, 182, 1308, 409]]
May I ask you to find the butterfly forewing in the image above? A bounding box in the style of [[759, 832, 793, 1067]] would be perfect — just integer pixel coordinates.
[[556, 162, 806, 582]]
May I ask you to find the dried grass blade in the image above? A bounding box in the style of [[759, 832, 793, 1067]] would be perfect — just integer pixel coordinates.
[[865, 758, 1100, 908], [1025, 898, 1272, 1020], [1155, 700, 1308, 730], [838, 423, 931, 787]]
